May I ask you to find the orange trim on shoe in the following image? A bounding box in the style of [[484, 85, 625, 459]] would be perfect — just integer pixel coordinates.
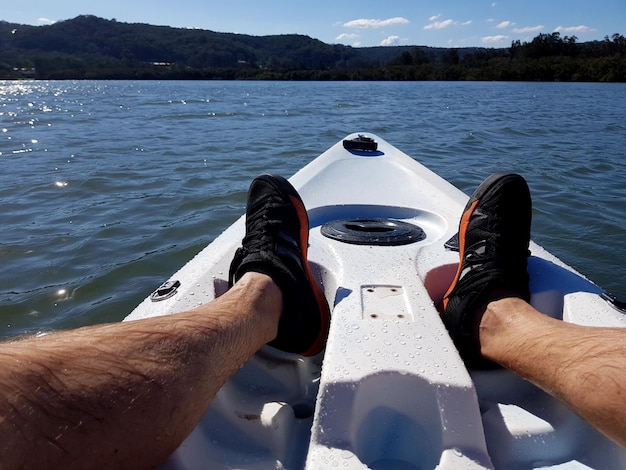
[[442, 199, 479, 311], [289, 194, 331, 357]]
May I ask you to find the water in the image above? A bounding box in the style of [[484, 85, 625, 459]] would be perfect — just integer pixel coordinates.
[[1, 80, 625, 338]]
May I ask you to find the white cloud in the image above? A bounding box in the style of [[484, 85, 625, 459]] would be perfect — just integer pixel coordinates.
[[424, 19, 454, 30], [496, 21, 515, 29], [512, 25, 544, 34], [482, 35, 509, 44], [336, 33, 359, 41], [554, 25, 595, 33], [37, 18, 56, 25], [343, 17, 409, 29], [424, 18, 471, 30], [381, 35, 401, 46], [429, 14, 441, 21]]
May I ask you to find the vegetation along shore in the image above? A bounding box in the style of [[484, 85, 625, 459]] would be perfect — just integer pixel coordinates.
[[1, 15, 625, 81]]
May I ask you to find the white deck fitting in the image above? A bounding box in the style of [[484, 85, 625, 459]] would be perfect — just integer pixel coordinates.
[[127, 134, 626, 469]]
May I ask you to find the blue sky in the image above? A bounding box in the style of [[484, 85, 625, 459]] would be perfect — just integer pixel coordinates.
[[2, 0, 625, 48]]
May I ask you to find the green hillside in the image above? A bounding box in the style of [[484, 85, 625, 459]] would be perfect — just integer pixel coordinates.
[[1, 15, 624, 81]]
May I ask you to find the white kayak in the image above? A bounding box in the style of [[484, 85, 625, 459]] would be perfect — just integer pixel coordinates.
[[126, 134, 626, 470]]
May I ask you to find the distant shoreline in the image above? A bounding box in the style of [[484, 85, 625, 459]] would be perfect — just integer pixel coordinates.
[[2, 16, 625, 82]]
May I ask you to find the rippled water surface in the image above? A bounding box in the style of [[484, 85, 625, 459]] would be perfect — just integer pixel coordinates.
[[1, 80, 625, 337]]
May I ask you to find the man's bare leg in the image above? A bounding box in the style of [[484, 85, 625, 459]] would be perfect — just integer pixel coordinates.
[[0, 272, 281, 469], [0, 174, 331, 468], [440, 173, 626, 447], [480, 297, 626, 447]]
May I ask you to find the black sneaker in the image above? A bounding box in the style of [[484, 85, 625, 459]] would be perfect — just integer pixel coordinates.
[[441, 173, 532, 367], [229, 175, 330, 356]]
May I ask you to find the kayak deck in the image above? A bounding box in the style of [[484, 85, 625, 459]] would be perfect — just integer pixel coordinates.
[[127, 134, 626, 469]]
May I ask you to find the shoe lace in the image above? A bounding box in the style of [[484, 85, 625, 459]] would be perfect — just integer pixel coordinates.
[[241, 194, 288, 253]]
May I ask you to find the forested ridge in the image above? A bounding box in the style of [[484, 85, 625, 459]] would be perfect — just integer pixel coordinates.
[[1, 15, 624, 81]]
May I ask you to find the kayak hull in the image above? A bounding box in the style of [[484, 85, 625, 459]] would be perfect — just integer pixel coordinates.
[[127, 134, 626, 469]]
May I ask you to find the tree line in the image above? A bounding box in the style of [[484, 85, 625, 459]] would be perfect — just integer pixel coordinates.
[[381, 33, 626, 82], [1, 16, 624, 81]]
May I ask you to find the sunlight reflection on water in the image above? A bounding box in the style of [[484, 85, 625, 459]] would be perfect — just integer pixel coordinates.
[[0, 80, 624, 337]]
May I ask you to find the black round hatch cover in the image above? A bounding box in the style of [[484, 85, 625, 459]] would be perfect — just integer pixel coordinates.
[[321, 218, 425, 246]]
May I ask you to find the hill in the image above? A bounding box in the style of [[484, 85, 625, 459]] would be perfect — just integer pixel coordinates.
[[0, 16, 452, 78], [1, 15, 624, 81]]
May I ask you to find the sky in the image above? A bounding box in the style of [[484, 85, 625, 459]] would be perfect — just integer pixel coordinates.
[[2, 0, 625, 49]]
